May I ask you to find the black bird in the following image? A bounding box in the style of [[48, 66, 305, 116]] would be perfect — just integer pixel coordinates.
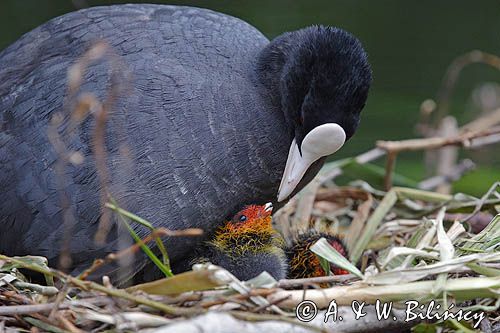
[[0, 4, 371, 282]]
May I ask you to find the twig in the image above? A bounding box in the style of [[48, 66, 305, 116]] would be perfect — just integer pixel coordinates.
[[0, 255, 203, 317], [418, 159, 475, 190], [105, 201, 203, 278], [0, 304, 66, 316], [267, 275, 500, 309], [277, 274, 355, 288], [0, 297, 110, 316], [354, 147, 386, 164], [199, 289, 277, 308], [460, 107, 500, 133], [47, 114, 77, 272], [468, 132, 500, 148], [68, 42, 130, 246], [383, 151, 397, 191], [377, 126, 500, 153], [80, 224, 202, 280], [104, 203, 202, 237], [107, 199, 174, 277], [54, 314, 85, 333], [11, 282, 58, 296], [250, 294, 292, 313], [461, 182, 500, 223], [48, 284, 70, 320]]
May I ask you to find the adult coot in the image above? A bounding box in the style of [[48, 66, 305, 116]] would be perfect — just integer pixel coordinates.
[[0, 4, 371, 282]]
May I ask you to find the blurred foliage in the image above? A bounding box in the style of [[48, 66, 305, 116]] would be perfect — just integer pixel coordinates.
[[1, 0, 499, 195]]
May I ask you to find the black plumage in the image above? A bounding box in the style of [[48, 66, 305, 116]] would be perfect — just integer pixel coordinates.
[[195, 250, 287, 281], [0, 4, 371, 282]]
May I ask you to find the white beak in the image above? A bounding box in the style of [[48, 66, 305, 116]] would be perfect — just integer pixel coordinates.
[[277, 123, 346, 202]]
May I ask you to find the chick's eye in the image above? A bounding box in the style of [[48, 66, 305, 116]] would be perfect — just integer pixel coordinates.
[[239, 215, 247, 222]]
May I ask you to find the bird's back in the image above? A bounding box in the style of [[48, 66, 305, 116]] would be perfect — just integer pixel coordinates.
[[0, 4, 289, 277]]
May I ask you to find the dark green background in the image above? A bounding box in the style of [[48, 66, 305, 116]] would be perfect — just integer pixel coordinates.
[[1, 1, 499, 195]]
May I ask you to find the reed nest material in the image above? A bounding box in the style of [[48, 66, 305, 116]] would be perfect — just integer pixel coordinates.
[[0, 181, 498, 333]]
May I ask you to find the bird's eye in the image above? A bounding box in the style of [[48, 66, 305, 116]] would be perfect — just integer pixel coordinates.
[[239, 215, 247, 222], [299, 115, 304, 125]]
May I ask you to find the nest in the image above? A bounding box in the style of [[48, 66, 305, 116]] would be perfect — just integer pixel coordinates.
[[1, 178, 499, 332]]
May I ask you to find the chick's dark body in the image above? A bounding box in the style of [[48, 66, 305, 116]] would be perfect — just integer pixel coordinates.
[[195, 246, 288, 281], [0, 5, 294, 278]]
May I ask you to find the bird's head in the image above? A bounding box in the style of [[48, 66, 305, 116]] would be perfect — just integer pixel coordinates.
[[211, 203, 282, 256], [258, 25, 372, 201]]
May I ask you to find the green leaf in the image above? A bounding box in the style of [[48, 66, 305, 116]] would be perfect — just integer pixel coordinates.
[[106, 201, 173, 277], [310, 237, 364, 279], [317, 255, 331, 275]]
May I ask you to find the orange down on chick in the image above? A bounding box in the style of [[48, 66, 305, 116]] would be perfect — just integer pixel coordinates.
[[193, 203, 350, 282]]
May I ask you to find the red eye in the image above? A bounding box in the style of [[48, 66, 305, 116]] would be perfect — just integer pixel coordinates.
[[299, 115, 304, 125]]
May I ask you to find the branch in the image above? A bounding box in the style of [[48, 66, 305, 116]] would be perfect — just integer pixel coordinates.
[[0, 255, 202, 317], [377, 126, 500, 153], [418, 159, 476, 191], [277, 274, 355, 288]]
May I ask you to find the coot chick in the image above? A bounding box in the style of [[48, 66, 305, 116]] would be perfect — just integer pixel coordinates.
[[192, 203, 287, 281], [286, 231, 349, 279], [0, 4, 371, 282]]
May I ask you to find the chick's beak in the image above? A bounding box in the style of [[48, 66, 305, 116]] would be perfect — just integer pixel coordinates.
[[277, 123, 346, 202]]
